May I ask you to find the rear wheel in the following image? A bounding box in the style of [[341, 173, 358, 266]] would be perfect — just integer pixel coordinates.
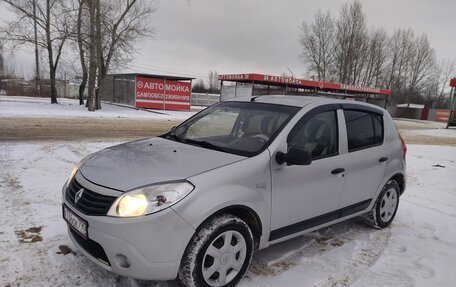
[[178, 214, 254, 287], [363, 180, 400, 228]]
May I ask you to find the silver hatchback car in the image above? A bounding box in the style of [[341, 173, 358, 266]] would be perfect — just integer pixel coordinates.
[[62, 95, 406, 287]]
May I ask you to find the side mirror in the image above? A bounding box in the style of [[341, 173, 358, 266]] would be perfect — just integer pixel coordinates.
[[276, 146, 312, 166]]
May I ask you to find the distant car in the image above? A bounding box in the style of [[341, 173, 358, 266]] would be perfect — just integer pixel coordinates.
[[62, 95, 406, 287]]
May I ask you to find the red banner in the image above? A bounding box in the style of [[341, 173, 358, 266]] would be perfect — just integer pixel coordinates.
[[434, 110, 450, 122], [450, 78, 456, 88], [135, 76, 191, 111], [218, 73, 391, 95]]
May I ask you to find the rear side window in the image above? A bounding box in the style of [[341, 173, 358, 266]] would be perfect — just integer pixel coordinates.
[[344, 110, 383, 151], [372, 114, 384, 144]]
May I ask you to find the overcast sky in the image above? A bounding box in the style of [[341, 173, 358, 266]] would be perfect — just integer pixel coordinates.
[[2, 0, 456, 80]]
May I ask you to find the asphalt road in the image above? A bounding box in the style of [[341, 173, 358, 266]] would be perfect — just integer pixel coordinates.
[[0, 117, 181, 141], [1, 117, 454, 146]]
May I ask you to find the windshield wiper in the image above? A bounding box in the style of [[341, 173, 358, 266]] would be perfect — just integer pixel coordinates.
[[185, 139, 228, 153], [164, 132, 184, 143], [164, 133, 228, 153]]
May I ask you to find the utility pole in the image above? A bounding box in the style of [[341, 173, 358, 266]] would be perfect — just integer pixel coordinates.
[[33, 0, 41, 97]]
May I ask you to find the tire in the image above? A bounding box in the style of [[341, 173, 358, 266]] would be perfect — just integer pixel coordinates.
[[363, 180, 400, 228], [178, 214, 254, 287]]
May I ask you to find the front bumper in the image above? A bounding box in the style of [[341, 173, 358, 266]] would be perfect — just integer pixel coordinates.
[[63, 185, 195, 281]]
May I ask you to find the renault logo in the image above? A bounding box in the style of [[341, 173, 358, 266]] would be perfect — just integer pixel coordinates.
[[75, 188, 84, 204]]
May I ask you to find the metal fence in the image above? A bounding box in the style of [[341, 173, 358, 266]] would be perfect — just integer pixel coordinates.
[[101, 75, 136, 106]]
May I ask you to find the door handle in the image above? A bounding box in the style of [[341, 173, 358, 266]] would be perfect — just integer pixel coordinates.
[[331, 168, 345, 175], [379, 157, 388, 163]]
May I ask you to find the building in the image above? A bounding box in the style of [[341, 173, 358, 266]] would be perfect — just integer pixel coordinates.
[[101, 73, 194, 111], [218, 73, 392, 108]]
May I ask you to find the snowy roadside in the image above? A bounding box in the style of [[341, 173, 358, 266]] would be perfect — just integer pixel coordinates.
[[0, 96, 195, 120], [0, 141, 455, 287]]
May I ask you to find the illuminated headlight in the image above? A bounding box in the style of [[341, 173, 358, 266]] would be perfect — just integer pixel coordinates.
[[107, 181, 194, 217], [67, 154, 96, 184], [68, 165, 79, 183]]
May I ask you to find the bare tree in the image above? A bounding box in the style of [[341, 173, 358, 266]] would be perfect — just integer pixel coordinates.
[[0, 43, 4, 78], [207, 70, 220, 93], [76, 0, 88, 105], [299, 11, 335, 81], [192, 78, 207, 93], [384, 29, 437, 104], [298, 1, 452, 107], [1, 0, 71, 104], [406, 34, 436, 97], [360, 28, 388, 87], [75, 0, 156, 110], [422, 59, 455, 108], [94, 0, 156, 110], [435, 59, 455, 106], [0, 43, 4, 92], [385, 29, 414, 97], [334, 1, 367, 85], [87, 0, 97, 111]]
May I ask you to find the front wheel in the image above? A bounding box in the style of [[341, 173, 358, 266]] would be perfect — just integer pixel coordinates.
[[178, 214, 254, 287], [363, 180, 400, 228]]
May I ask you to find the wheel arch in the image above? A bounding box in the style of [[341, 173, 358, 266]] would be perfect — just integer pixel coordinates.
[[389, 173, 405, 195], [194, 205, 263, 251]]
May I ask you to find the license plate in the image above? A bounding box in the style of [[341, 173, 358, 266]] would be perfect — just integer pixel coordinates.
[[63, 204, 88, 239]]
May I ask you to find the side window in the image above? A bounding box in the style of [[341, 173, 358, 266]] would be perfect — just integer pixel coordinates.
[[288, 110, 338, 160], [344, 110, 383, 151]]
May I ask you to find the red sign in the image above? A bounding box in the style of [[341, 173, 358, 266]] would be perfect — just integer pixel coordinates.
[[434, 110, 450, 122], [218, 73, 391, 95], [135, 76, 191, 111], [450, 78, 456, 87]]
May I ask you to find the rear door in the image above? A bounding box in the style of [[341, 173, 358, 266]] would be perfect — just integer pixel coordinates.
[[340, 109, 388, 207], [270, 107, 346, 241]]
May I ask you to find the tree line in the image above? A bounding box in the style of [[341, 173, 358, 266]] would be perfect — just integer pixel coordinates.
[[299, 1, 455, 107], [192, 70, 221, 94], [0, 0, 156, 110]]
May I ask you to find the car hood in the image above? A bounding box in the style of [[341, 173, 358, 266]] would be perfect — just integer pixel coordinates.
[[79, 137, 245, 191]]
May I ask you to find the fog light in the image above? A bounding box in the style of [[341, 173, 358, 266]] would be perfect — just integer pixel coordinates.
[[115, 254, 130, 268]]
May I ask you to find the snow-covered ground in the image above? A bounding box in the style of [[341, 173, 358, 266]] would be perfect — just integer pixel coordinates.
[[0, 96, 195, 120], [0, 140, 455, 287], [0, 96, 455, 286], [401, 128, 456, 139]]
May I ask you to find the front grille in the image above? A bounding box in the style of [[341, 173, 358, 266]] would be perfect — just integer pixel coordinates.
[[66, 178, 117, 216], [69, 228, 110, 266]]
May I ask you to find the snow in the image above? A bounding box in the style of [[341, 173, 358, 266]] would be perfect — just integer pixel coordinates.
[[394, 118, 445, 129], [242, 145, 456, 287], [1, 141, 455, 286], [402, 128, 456, 139], [0, 96, 195, 120]]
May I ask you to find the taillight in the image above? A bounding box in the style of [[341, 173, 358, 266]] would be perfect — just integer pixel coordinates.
[[399, 135, 407, 160]]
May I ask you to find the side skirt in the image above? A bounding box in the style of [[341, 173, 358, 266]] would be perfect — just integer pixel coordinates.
[[269, 199, 372, 241]]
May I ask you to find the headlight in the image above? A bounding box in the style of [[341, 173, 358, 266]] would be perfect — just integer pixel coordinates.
[[107, 181, 194, 217], [68, 154, 95, 181], [68, 165, 79, 183]]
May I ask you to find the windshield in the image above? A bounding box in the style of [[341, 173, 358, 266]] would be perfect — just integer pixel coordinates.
[[162, 101, 300, 156]]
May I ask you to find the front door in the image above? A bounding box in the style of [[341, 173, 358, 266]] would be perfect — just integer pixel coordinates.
[[270, 108, 346, 241]]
